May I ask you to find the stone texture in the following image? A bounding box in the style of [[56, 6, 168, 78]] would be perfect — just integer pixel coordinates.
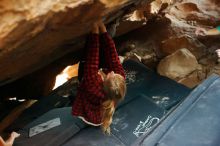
[[141, 53, 158, 69], [160, 36, 206, 59], [157, 48, 199, 80], [178, 65, 205, 88], [0, 0, 148, 86]]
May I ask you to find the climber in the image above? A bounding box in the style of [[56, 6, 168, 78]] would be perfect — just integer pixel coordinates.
[[72, 20, 126, 134], [195, 26, 220, 58], [0, 132, 20, 146]]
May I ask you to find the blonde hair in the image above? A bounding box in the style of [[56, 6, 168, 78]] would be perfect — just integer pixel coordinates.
[[101, 73, 126, 134]]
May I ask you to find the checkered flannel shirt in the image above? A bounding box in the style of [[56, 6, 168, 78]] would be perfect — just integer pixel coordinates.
[[72, 32, 125, 125]]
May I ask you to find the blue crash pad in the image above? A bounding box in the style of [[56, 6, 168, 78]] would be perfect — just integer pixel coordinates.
[[133, 74, 220, 146]]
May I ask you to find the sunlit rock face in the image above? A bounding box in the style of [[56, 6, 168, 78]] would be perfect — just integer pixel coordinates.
[[120, 0, 220, 88], [157, 0, 220, 87], [166, 0, 220, 33], [157, 48, 199, 80]]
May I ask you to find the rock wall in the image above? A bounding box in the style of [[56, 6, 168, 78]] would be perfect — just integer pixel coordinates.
[[117, 0, 220, 88], [0, 0, 148, 86]]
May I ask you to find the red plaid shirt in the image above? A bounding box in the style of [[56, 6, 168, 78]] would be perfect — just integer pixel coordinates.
[[72, 33, 125, 125]]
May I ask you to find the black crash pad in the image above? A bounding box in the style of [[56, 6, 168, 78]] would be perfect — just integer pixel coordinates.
[[122, 60, 191, 110], [13, 60, 191, 146], [63, 127, 125, 146], [14, 108, 81, 146], [8, 60, 191, 132], [7, 94, 71, 132], [16, 94, 165, 146], [110, 95, 164, 146], [63, 95, 165, 146], [133, 74, 220, 146]]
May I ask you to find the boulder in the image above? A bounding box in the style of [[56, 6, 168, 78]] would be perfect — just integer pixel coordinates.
[[157, 48, 199, 79], [178, 65, 205, 88]]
